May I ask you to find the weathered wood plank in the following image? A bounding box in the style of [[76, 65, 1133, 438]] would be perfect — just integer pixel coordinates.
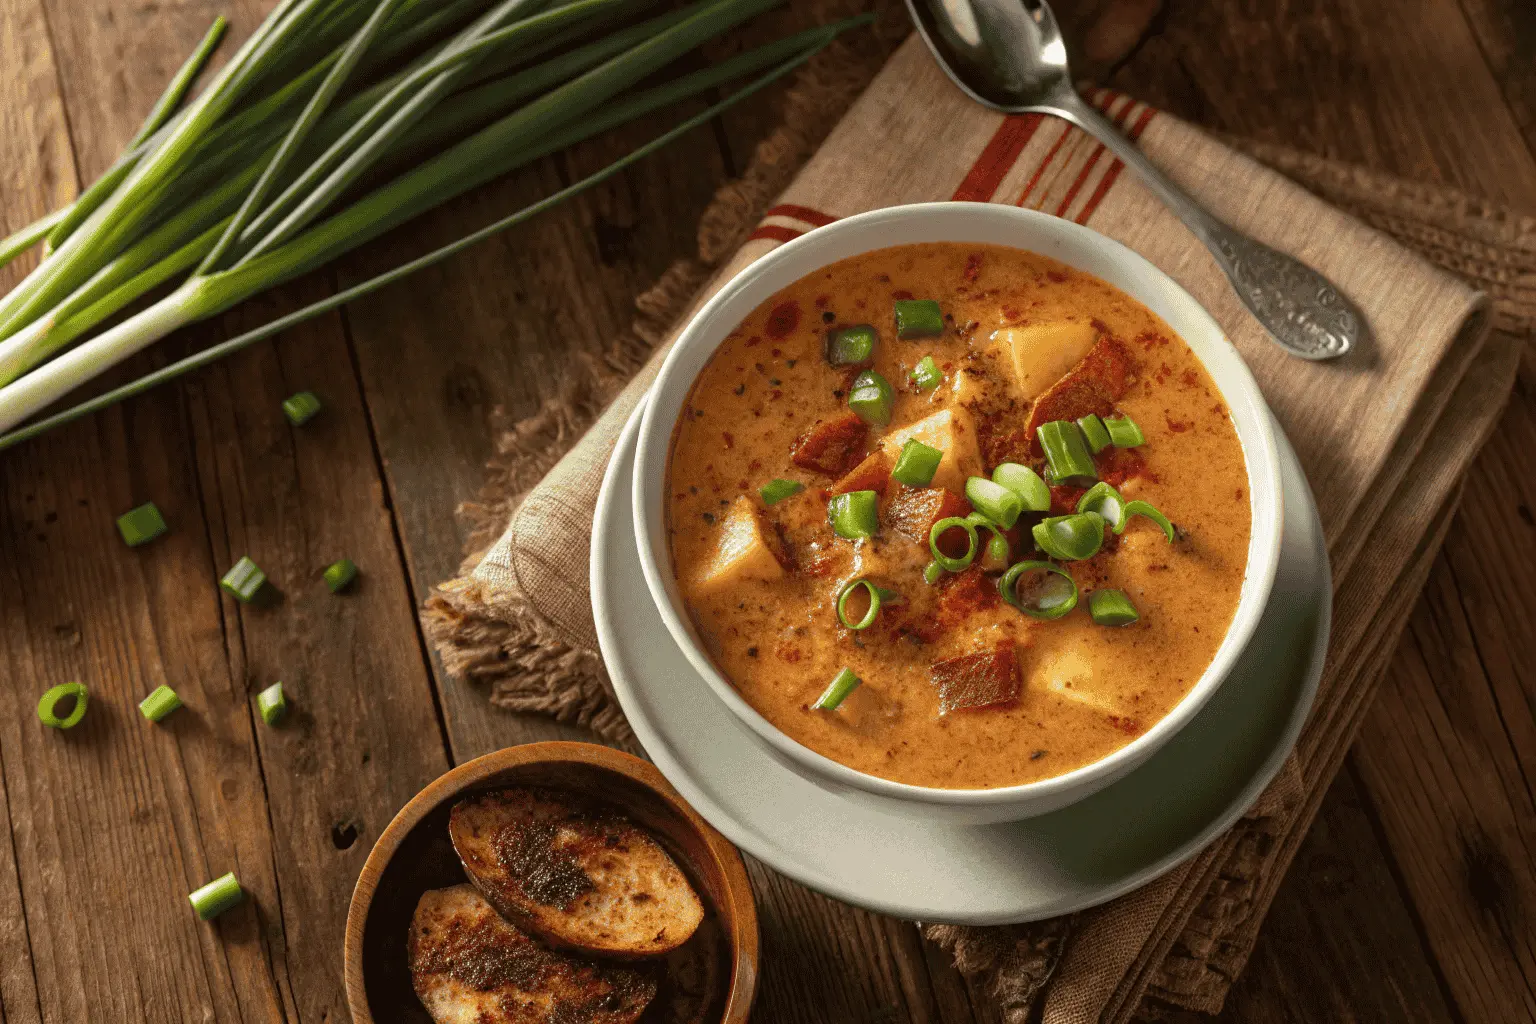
[[1217, 764, 1457, 1023], [1455, 0, 1536, 164]]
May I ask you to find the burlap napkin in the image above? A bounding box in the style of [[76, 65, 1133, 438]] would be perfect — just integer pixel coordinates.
[[423, 30, 1534, 1023]]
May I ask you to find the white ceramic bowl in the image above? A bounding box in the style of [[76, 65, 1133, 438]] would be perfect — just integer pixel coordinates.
[[631, 202, 1283, 824]]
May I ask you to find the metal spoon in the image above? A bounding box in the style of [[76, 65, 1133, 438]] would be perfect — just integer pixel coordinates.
[[905, 0, 1361, 359]]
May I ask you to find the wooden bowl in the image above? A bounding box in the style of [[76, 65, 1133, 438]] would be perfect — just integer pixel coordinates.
[[344, 742, 758, 1023]]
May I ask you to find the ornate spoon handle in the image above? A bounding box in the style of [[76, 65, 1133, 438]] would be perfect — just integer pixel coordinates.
[[1047, 92, 1363, 361]]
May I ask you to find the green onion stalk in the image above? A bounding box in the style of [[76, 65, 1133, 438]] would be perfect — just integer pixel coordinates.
[[0, 0, 872, 442]]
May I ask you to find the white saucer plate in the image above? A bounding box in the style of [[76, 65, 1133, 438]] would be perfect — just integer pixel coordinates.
[[592, 399, 1329, 925]]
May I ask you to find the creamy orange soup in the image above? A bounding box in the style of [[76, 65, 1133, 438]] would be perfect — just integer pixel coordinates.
[[666, 243, 1250, 789]]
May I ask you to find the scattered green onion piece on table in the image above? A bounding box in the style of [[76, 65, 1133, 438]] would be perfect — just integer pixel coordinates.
[[891, 438, 942, 487], [827, 490, 879, 540], [847, 369, 893, 427], [836, 578, 886, 630], [36, 682, 88, 729], [189, 872, 245, 921], [910, 355, 943, 390], [928, 516, 978, 572], [991, 462, 1050, 512], [139, 684, 183, 722], [1032, 511, 1106, 561], [117, 501, 168, 547], [1104, 415, 1145, 448], [1089, 589, 1140, 626], [1123, 500, 1176, 541], [256, 682, 287, 726], [923, 560, 943, 585], [964, 476, 1023, 529], [893, 299, 943, 338], [760, 478, 803, 506], [999, 561, 1078, 620], [220, 556, 266, 603], [323, 558, 357, 593], [1037, 420, 1098, 486], [1077, 414, 1111, 453], [1076, 481, 1125, 530], [812, 667, 861, 710], [282, 391, 322, 426], [825, 324, 877, 366]]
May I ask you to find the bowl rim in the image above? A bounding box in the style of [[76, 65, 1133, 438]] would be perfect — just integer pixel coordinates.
[[342, 741, 759, 1023], [631, 201, 1285, 809]]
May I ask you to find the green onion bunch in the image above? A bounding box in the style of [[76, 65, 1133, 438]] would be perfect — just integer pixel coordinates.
[[0, 0, 870, 448]]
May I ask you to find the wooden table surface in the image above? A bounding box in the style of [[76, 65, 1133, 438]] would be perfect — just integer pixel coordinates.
[[1, 0, 1532, 1021]]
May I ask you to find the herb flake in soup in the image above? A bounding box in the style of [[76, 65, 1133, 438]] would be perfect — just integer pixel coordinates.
[[666, 243, 1250, 789]]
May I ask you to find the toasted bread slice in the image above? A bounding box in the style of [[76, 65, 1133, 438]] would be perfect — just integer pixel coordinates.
[[408, 884, 655, 1024], [450, 788, 705, 958]]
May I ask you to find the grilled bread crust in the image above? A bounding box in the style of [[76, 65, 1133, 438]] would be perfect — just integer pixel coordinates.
[[408, 885, 655, 1024], [449, 787, 705, 958]]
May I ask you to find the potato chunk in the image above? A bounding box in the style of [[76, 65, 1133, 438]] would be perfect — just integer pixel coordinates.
[[1033, 646, 1126, 715], [993, 320, 1099, 400], [693, 496, 786, 596], [881, 407, 983, 494]]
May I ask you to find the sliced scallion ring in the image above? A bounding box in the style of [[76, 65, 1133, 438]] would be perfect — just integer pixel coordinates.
[[37, 682, 88, 729], [1037, 419, 1098, 486], [826, 324, 877, 366], [964, 476, 1023, 528], [1077, 414, 1111, 453], [1104, 415, 1145, 448], [139, 684, 183, 723], [189, 872, 245, 920], [1076, 481, 1125, 530], [828, 490, 879, 539], [910, 355, 943, 390], [813, 667, 861, 710], [894, 299, 944, 338], [928, 516, 978, 571], [1123, 500, 1176, 541], [848, 369, 894, 426], [891, 438, 942, 487], [992, 462, 1050, 512], [1089, 588, 1140, 626], [1032, 511, 1106, 561], [965, 512, 1011, 572], [923, 560, 944, 585], [760, 478, 803, 506], [836, 578, 893, 630], [999, 561, 1078, 620]]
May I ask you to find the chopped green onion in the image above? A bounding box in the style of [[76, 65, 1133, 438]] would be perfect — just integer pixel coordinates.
[[980, 529, 1010, 572], [36, 682, 88, 729], [964, 476, 1023, 529], [256, 682, 287, 725], [1123, 500, 1176, 541], [910, 355, 943, 390], [825, 324, 876, 366], [1032, 512, 1106, 561], [991, 463, 1050, 512], [999, 561, 1078, 620], [928, 515, 978, 571], [1104, 415, 1145, 448], [139, 684, 183, 722], [760, 478, 803, 506], [282, 390, 322, 426], [847, 369, 893, 427], [893, 299, 943, 338], [827, 490, 879, 540], [220, 556, 267, 603], [891, 438, 942, 487], [836, 578, 890, 630], [1077, 414, 1111, 453], [189, 872, 245, 920], [812, 667, 861, 710], [1076, 481, 1125, 530], [1037, 420, 1098, 486], [116, 501, 168, 547], [923, 560, 943, 585], [323, 558, 357, 593], [1089, 589, 1140, 626]]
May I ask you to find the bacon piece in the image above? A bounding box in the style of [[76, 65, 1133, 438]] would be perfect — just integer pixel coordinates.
[[885, 486, 972, 544], [929, 642, 1020, 714], [831, 450, 892, 496], [1024, 338, 1136, 453], [790, 413, 868, 477], [935, 566, 998, 631]]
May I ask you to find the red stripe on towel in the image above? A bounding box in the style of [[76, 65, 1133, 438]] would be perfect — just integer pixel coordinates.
[[1052, 96, 1133, 217], [762, 204, 837, 228], [952, 114, 1045, 202], [1016, 124, 1073, 207], [1075, 104, 1159, 225], [747, 224, 805, 245]]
